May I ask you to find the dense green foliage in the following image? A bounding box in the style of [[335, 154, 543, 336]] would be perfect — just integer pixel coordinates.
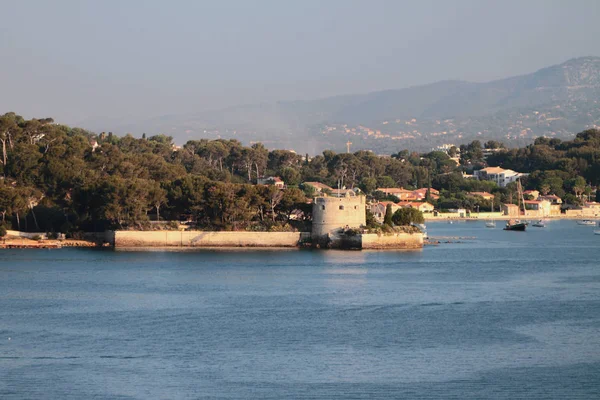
[[392, 208, 425, 226], [1, 112, 598, 234], [383, 204, 393, 226]]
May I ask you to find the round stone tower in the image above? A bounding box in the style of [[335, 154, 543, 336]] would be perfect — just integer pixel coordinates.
[[312, 193, 366, 246]]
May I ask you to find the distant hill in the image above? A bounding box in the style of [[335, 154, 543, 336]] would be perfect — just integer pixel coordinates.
[[79, 57, 600, 154]]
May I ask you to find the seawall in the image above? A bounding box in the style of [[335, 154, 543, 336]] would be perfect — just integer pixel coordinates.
[[111, 230, 423, 250], [361, 232, 423, 249], [114, 231, 308, 248]]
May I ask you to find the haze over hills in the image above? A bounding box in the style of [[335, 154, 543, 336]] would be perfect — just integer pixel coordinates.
[[80, 57, 600, 154]]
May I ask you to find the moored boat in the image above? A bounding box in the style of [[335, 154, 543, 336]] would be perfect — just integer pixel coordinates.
[[485, 202, 496, 228], [504, 220, 526, 231], [577, 220, 596, 226], [532, 220, 545, 227], [504, 179, 527, 231]]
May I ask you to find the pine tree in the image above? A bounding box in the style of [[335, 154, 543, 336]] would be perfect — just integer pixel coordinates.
[[384, 204, 393, 226]]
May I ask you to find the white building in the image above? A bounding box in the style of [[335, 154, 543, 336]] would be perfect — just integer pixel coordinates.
[[473, 167, 527, 188]]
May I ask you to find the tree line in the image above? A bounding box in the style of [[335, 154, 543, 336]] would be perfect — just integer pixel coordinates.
[[1, 111, 599, 235]]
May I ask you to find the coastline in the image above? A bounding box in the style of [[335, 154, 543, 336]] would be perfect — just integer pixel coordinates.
[[424, 214, 599, 222], [0, 238, 102, 249]]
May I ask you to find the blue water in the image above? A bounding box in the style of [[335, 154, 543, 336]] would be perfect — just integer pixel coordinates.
[[1, 220, 600, 399]]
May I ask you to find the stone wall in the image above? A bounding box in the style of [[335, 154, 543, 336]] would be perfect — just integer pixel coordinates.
[[565, 209, 600, 218], [361, 232, 423, 249], [114, 231, 307, 248]]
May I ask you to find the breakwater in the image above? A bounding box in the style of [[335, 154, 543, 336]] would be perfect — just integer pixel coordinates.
[[112, 230, 423, 250], [113, 231, 309, 248]]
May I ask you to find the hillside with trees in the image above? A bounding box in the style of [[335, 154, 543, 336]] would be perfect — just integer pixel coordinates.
[[1, 111, 599, 236], [81, 57, 600, 153]]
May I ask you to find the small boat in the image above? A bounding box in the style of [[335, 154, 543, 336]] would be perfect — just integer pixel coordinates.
[[486, 203, 496, 228], [577, 220, 596, 226], [504, 220, 526, 231], [532, 220, 545, 228], [504, 180, 526, 231], [594, 230, 600, 235]]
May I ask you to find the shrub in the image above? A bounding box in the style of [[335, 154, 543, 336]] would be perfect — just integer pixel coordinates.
[[392, 208, 425, 226], [0, 225, 6, 238]]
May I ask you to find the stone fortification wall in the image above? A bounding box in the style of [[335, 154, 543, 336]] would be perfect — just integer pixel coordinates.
[[114, 231, 306, 248], [312, 195, 366, 239], [361, 232, 423, 249]]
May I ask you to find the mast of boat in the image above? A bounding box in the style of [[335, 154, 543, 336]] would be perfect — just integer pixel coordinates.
[[517, 178, 526, 220]]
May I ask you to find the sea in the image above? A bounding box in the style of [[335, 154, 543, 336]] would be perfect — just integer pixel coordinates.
[[1, 219, 600, 399]]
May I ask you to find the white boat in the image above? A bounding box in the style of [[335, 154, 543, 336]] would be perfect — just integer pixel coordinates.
[[594, 230, 600, 235], [577, 220, 596, 226], [485, 202, 496, 228], [532, 220, 545, 228]]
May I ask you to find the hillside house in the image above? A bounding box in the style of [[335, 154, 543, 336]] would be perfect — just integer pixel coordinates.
[[474, 167, 526, 188], [468, 191, 495, 201], [377, 187, 413, 199], [401, 202, 435, 213], [257, 176, 285, 188], [412, 188, 440, 200], [303, 182, 333, 193], [369, 201, 401, 222], [539, 194, 562, 205], [523, 190, 540, 200]]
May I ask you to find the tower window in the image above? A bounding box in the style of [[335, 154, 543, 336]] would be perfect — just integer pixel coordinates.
[[321, 205, 325, 210], [339, 205, 344, 210]]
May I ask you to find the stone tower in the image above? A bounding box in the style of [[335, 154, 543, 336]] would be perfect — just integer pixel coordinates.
[[311, 193, 366, 247]]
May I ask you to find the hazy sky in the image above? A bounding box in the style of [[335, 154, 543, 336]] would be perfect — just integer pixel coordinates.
[[1, 0, 599, 125]]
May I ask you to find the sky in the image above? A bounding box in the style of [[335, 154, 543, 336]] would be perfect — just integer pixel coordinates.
[[1, 0, 599, 125]]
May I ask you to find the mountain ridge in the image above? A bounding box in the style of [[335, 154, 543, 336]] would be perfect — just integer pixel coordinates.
[[79, 56, 600, 154]]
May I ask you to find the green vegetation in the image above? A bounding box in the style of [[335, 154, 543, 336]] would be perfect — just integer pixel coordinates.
[[383, 204, 393, 226], [392, 208, 425, 226], [1, 111, 599, 234]]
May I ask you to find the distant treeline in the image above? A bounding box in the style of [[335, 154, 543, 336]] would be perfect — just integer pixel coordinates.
[[1, 112, 599, 234]]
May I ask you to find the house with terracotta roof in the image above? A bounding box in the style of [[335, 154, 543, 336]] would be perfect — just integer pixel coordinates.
[[468, 191, 495, 201], [523, 190, 540, 200], [474, 167, 526, 187], [377, 187, 413, 198], [303, 182, 333, 193], [369, 201, 401, 222], [585, 201, 600, 210], [412, 188, 440, 200], [257, 176, 285, 188], [401, 202, 434, 213], [538, 194, 562, 205]]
